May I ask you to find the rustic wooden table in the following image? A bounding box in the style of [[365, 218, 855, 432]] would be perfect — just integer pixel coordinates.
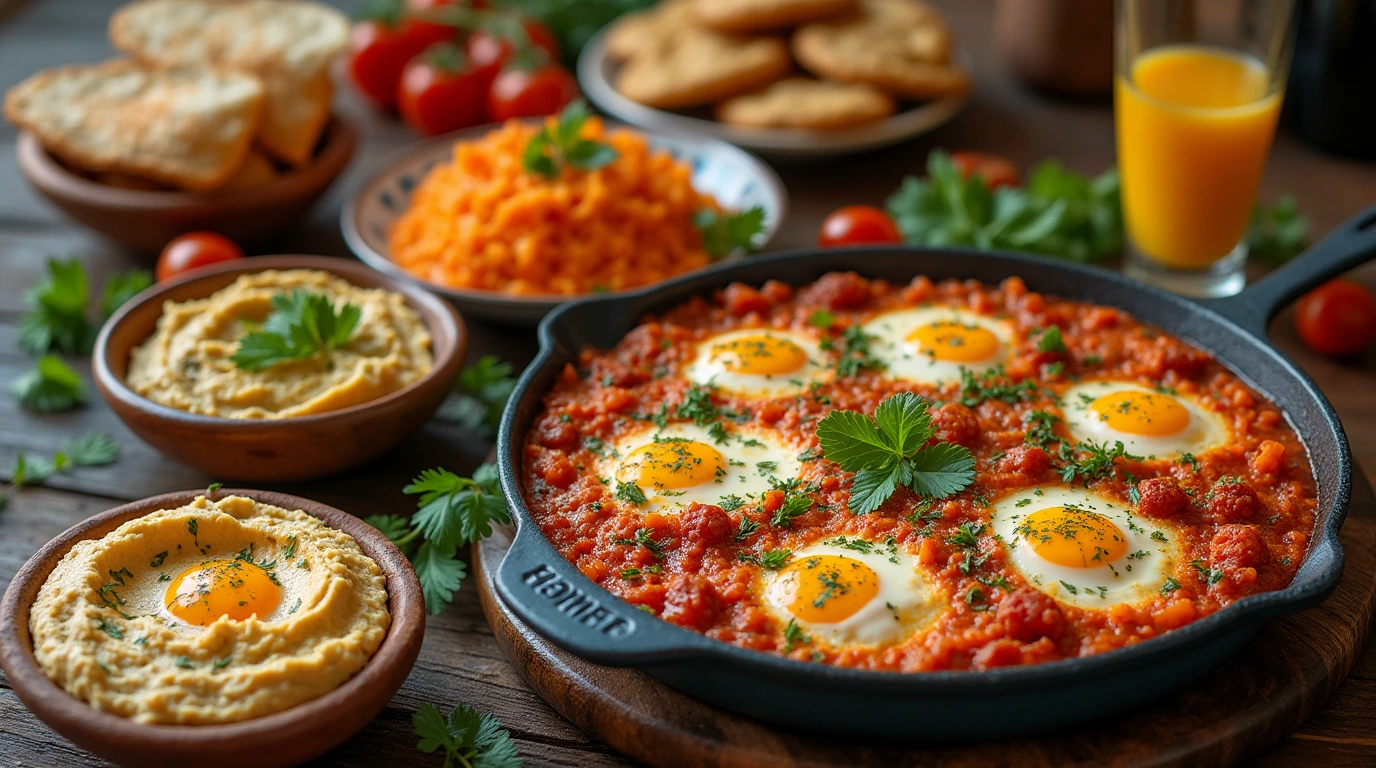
[[1, 1, 1373, 766]]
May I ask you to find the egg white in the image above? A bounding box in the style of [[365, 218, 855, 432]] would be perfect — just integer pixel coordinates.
[[685, 328, 829, 397], [860, 306, 1016, 385], [1060, 380, 1230, 459], [990, 486, 1181, 609], [597, 422, 802, 514], [760, 538, 945, 647]]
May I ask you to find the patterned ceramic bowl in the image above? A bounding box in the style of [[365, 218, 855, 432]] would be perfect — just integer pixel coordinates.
[[341, 120, 787, 325]]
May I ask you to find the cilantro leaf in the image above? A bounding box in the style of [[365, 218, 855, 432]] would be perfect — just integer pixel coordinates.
[[1036, 326, 1066, 354], [816, 393, 975, 514], [404, 464, 511, 552], [100, 269, 153, 319], [13, 355, 87, 413], [60, 433, 120, 467], [413, 702, 521, 768], [10, 452, 56, 486], [1247, 195, 1309, 267], [413, 542, 467, 616], [19, 257, 94, 356], [365, 514, 415, 548], [437, 355, 516, 434], [523, 100, 618, 179], [230, 291, 361, 370], [694, 206, 766, 259]]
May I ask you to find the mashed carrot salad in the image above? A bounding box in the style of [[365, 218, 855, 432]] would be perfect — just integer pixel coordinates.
[[389, 103, 762, 297]]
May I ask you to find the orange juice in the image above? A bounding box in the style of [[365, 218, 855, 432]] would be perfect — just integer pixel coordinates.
[[1116, 45, 1281, 268]]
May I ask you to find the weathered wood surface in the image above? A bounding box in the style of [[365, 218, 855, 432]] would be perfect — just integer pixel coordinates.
[[0, 0, 1373, 766]]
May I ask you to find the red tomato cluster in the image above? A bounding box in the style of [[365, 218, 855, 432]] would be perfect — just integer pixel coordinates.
[[347, 0, 578, 136]]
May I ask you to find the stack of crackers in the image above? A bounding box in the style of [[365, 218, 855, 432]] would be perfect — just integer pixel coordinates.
[[3, 0, 348, 193], [607, 0, 969, 131]]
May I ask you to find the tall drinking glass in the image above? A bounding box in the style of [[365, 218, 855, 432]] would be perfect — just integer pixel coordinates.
[[1116, 0, 1296, 297]]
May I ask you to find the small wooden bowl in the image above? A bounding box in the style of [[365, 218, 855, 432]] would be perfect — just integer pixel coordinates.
[[0, 489, 426, 768], [92, 255, 466, 482], [16, 116, 357, 253]]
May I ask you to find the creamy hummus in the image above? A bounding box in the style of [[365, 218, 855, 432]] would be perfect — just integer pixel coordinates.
[[29, 495, 390, 724], [126, 269, 433, 418]]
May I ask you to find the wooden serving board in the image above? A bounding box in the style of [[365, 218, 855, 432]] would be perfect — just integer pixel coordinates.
[[473, 473, 1376, 768]]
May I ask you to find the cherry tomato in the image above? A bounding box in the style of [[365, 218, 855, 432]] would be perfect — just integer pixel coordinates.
[[156, 233, 246, 282], [487, 63, 579, 121], [949, 151, 1022, 189], [347, 3, 456, 111], [398, 44, 488, 135], [1294, 279, 1376, 357], [818, 206, 903, 247], [467, 20, 561, 89]]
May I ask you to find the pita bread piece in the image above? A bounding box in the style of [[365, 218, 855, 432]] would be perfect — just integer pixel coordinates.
[[111, 0, 349, 166], [4, 59, 264, 192]]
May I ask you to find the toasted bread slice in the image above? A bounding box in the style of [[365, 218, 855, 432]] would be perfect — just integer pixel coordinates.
[[110, 0, 348, 166], [4, 59, 263, 192], [220, 149, 278, 192]]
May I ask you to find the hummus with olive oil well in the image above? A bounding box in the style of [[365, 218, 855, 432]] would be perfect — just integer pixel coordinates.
[[28, 495, 391, 724], [126, 269, 433, 418]]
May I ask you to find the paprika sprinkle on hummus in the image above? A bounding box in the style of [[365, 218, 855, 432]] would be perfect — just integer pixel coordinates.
[[126, 269, 433, 419], [28, 495, 390, 724]]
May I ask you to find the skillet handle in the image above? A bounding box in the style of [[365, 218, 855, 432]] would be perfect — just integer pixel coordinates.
[[492, 521, 709, 665], [1198, 202, 1376, 338]]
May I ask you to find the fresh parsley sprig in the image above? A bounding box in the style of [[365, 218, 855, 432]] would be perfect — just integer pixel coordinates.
[[522, 100, 618, 179], [694, 206, 767, 260], [816, 393, 975, 515], [0, 432, 119, 511], [437, 355, 517, 435], [18, 258, 151, 356], [230, 290, 361, 371], [365, 464, 511, 615], [413, 702, 522, 768], [13, 355, 87, 413], [1247, 195, 1309, 267]]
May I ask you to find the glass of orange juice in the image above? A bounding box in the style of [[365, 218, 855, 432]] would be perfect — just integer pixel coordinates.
[[1116, 0, 1296, 297]]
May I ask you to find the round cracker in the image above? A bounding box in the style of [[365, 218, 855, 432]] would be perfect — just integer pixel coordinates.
[[716, 78, 896, 129], [616, 31, 792, 110]]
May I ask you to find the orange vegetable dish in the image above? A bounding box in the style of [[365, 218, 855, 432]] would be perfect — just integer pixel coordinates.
[[520, 273, 1318, 672], [389, 118, 720, 296]]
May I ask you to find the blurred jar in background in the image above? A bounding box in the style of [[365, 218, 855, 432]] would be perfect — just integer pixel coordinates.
[[1284, 0, 1376, 159], [995, 0, 1115, 97]]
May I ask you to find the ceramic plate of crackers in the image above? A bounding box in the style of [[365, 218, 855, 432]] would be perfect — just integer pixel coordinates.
[[578, 0, 970, 161]]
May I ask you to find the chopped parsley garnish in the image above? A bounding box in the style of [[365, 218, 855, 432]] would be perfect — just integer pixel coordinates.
[[230, 290, 361, 370], [1058, 439, 1141, 484], [674, 384, 743, 426], [175, 656, 194, 669], [783, 618, 810, 651], [809, 309, 835, 329], [614, 527, 669, 559], [770, 494, 813, 527], [816, 392, 975, 514], [1036, 326, 1067, 353], [958, 365, 1040, 408], [1160, 576, 1182, 595], [1190, 559, 1225, 585], [732, 516, 759, 540], [1178, 452, 1202, 473], [1023, 410, 1062, 448], [834, 324, 886, 377], [1150, 530, 1169, 543], [616, 481, 647, 506], [149, 551, 168, 568], [948, 521, 986, 549], [720, 494, 747, 512], [96, 617, 123, 639], [738, 548, 792, 570], [213, 657, 232, 670]]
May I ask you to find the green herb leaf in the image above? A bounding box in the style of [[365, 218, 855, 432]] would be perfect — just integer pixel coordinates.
[[522, 100, 618, 179], [437, 355, 517, 434], [230, 291, 361, 370], [13, 355, 87, 413], [816, 392, 975, 514], [19, 257, 94, 356], [365, 514, 414, 546], [60, 433, 120, 467], [1247, 195, 1309, 267], [413, 542, 467, 616], [413, 702, 522, 768], [1036, 326, 1066, 353], [100, 269, 153, 319], [694, 206, 767, 260], [404, 464, 511, 552]]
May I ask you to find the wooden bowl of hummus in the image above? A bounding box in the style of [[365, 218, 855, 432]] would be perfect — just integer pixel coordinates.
[[0, 489, 425, 768], [92, 255, 466, 482]]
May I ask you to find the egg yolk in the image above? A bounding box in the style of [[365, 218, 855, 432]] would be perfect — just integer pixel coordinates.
[[165, 558, 282, 627], [709, 335, 808, 376], [907, 321, 1001, 362], [1089, 391, 1191, 436], [617, 439, 727, 491], [775, 555, 880, 624], [1018, 506, 1129, 568]]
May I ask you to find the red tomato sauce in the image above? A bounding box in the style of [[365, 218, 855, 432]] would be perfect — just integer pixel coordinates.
[[520, 274, 1317, 672]]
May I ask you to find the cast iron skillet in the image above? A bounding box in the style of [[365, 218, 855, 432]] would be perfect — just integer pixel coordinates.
[[495, 203, 1376, 739]]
